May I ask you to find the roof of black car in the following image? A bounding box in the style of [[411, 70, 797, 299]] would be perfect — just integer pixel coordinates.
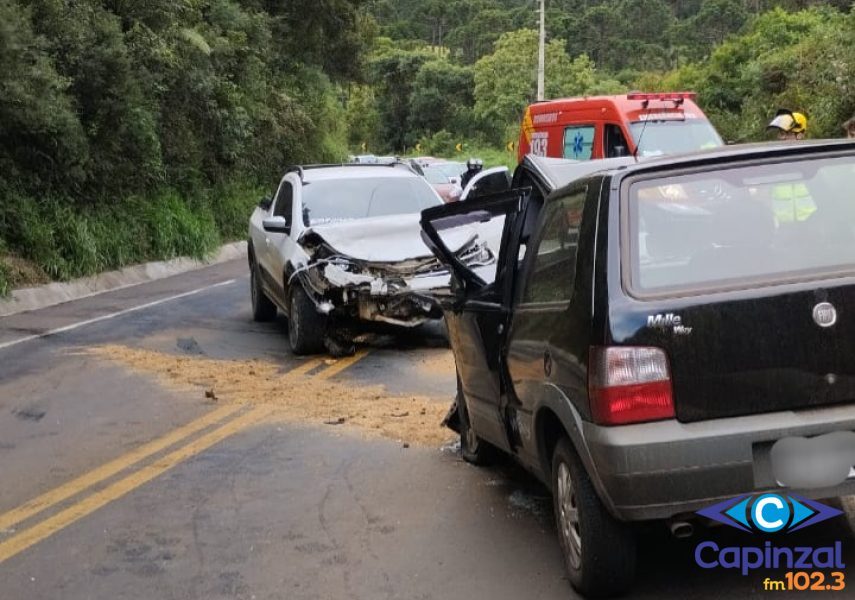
[[527, 139, 855, 192]]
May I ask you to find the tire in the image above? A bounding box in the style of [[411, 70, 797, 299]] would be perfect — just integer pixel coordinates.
[[551, 437, 636, 598], [288, 284, 327, 355], [250, 258, 277, 322], [457, 386, 499, 465]]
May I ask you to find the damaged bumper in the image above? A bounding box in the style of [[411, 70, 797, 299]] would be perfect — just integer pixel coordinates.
[[293, 234, 493, 328], [297, 265, 442, 327]]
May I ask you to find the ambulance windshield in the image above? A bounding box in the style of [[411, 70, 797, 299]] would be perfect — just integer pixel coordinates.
[[629, 120, 723, 157]]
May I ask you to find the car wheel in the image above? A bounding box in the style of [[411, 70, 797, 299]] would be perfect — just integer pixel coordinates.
[[552, 437, 636, 597], [250, 258, 277, 322], [288, 284, 327, 355], [457, 385, 498, 465]]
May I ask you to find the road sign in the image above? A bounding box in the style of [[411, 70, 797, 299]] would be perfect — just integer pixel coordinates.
[[455, 143, 463, 152], [361, 142, 367, 152], [506, 141, 515, 152], [415, 143, 422, 152]]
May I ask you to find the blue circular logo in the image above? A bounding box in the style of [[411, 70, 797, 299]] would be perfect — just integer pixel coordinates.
[[751, 494, 791, 532]]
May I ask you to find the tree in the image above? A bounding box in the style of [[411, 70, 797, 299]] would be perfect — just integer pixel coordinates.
[[473, 28, 618, 142], [368, 45, 434, 150], [0, 0, 88, 196], [671, 0, 749, 61], [408, 60, 474, 138]]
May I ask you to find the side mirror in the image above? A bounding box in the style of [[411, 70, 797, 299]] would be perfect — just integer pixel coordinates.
[[263, 216, 291, 234], [258, 196, 273, 210]]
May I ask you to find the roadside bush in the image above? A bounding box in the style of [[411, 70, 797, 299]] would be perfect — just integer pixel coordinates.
[[140, 192, 220, 262], [0, 187, 243, 296], [207, 181, 265, 241], [0, 238, 9, 297], [0, 263, 8, 297]]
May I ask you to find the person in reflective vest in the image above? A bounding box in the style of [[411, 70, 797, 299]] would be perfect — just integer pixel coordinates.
[[766, 109, 815, 222]]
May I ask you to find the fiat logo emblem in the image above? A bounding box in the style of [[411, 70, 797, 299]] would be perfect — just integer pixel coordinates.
[[813, 302, 837, 328]]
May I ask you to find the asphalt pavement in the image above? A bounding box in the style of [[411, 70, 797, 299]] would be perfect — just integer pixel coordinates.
[[1, 258, 853, 599]]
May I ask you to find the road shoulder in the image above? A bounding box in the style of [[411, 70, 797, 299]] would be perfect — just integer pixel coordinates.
[[0, 242, 246, 318]]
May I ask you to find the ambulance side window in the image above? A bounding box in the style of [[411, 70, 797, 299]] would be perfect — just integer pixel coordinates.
[[563, 126, 594, 161], [605, 124, 630, 158]]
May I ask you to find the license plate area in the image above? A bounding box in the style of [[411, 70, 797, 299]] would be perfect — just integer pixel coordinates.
[[753, 431, 855, 489]]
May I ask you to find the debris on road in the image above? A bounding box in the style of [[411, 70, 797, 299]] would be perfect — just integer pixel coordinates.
[[85, 345, 453, 447], [176, 337, 204, 355], [415, 349, 455, 376]]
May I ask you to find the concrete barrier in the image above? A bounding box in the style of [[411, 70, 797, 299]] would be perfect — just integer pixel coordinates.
[[0, 241, 247, 317]]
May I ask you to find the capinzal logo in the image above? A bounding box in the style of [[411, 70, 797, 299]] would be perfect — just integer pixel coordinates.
[[697, 493, 843, 534]]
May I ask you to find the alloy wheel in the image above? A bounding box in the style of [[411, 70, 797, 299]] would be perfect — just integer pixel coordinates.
[[557, 461, 582, 569]]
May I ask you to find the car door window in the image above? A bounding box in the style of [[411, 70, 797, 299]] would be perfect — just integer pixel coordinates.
[[605, 124, 630, 158], [563, 126, 594, 160], [273, 181, 293, 222], [521, 185, 586, 304], [420, 189, 527, 293]]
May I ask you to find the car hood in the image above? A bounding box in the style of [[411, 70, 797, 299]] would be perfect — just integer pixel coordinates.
[[301, 213, 475, 263]]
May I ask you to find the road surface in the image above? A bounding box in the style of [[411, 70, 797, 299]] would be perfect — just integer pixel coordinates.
[[0, 258, 852, 599]]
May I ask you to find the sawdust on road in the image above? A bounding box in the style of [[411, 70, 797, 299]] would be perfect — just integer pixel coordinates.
[[86, 345, 454, 446]]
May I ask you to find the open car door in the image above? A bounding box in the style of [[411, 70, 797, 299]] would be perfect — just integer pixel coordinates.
[[460, 166, 512, 201], [420, 187, 528, 451]]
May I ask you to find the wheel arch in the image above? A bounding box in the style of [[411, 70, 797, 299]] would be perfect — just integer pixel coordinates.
[[247, 239, 256, 267], [533, 387, 619, 517]]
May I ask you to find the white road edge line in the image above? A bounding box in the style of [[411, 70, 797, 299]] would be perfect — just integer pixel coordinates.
[[0, 279, 237, 352]]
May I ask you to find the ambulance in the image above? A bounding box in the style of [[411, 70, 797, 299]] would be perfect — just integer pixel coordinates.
[[517, 92, 723, 162]]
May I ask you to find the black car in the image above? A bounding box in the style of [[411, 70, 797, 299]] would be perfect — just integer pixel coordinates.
[[420, 141, 855, 597]]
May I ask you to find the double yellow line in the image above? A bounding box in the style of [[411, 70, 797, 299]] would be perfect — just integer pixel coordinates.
[[0, 350, 369, 565]]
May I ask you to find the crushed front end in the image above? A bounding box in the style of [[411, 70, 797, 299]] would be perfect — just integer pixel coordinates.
[[294, 232, 493, 328]]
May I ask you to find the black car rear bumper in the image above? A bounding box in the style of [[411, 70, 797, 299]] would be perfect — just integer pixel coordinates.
[[582, 402, 855, 521]]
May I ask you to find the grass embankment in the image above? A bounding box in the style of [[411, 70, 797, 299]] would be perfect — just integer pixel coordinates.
[[0, 182, 262, 297]]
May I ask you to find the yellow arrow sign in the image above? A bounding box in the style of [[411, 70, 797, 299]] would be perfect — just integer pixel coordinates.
[[415, 143, 422, 152], [455, 143, 463, 152], [506, 141, 515, 152], [361, 142, 367, 152]]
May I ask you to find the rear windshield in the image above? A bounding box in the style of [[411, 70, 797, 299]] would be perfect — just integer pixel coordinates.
[[302, 176, 441, 225], [422, 166, 451, 184], [434, 162, 466, 179], [627, 155, 855, 295], [629, 120, 723, 157]]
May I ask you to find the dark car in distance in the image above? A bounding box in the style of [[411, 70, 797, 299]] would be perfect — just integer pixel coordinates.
[[420, 141, 855, 597]]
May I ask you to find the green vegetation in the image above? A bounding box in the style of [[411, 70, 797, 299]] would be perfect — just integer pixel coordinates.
[[2, 0, 854, 295], [0, 0, 369, 294], [363, 0, 854, 152]]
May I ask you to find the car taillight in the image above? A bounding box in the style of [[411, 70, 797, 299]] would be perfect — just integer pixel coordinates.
[[588, 346, 675, 426]]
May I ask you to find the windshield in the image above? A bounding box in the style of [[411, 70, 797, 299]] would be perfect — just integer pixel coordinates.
[[629, 120, 723, 157], [302, 176, 441, 225], [628, 155, 855, 295], [422, 166, 451, 184], [434, 162, 466, 179]]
